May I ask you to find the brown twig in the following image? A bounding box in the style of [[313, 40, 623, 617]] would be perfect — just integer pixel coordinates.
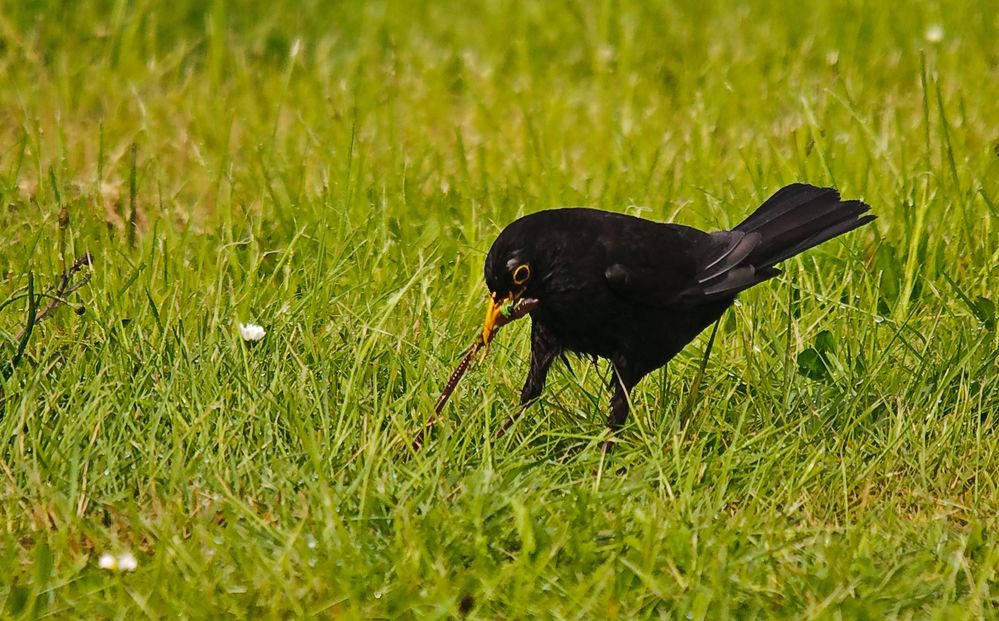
[[31, 252, 93, 326], [4, 253, 93, 381]]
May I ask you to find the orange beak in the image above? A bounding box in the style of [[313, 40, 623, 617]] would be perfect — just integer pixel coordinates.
[[481, 292, 513, 345]]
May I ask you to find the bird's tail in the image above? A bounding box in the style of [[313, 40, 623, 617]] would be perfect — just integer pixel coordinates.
[[734, 183, 874, 269], [689, 184, 874, 300]]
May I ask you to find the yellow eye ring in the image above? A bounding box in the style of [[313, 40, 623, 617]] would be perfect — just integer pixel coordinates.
[[512, 264, 530, 285]]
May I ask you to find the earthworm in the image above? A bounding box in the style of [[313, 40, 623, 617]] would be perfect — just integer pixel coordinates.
[[413, 298, 539, 450]]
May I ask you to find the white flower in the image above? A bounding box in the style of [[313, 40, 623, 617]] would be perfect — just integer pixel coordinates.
[[239, 323, 266, 342], [117, 552, 138, 571], [98, 551, 138, 572], [925, 24, 944, 43]]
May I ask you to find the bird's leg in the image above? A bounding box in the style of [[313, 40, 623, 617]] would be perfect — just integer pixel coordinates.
[[602, 363, 641, 453], [496, 320, 558, 438]]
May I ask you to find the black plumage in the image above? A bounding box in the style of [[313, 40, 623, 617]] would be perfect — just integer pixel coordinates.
[[481, 183, 874, 440]]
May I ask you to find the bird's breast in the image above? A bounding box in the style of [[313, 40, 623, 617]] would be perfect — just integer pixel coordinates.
[[532, 287, 635, 359]]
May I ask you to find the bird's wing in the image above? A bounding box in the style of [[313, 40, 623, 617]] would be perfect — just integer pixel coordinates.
[[601, 223, 714, 308], [603, 224, 769, 308], [681, 230, 784, 302]]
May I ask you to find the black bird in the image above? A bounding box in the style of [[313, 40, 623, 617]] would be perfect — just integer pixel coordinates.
[[481, 183, 874, 440]]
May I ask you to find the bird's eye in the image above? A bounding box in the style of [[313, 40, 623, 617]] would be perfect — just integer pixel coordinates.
[[512, 264, 530, 285]]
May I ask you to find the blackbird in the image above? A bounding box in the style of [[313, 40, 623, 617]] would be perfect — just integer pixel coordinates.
[[481, 183, 874, 439]]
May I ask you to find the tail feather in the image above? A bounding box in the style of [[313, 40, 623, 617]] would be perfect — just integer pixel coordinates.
[[761, 204, 875, 267], [746, 195, 872, 269], [687, 183, 874, 301], [734, 184, 835, 235]]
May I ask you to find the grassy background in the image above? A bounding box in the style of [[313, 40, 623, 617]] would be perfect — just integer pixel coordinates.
[[2, 0, 998, 617]]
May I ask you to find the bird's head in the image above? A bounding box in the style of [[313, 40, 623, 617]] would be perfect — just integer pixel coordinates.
[[481, 222, 546, 344]]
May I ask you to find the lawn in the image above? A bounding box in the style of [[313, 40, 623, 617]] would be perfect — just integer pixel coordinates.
[[1, 0, 998, 618]]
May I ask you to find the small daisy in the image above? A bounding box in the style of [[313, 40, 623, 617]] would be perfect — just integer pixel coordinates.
[[117, 552, 138, 571], [925, 24, 944, 43], [239, 323, 266, 342], [98, 551, 138, 572]]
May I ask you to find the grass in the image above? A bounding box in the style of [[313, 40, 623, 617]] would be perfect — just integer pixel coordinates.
[[1, 0, 998, 617]]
